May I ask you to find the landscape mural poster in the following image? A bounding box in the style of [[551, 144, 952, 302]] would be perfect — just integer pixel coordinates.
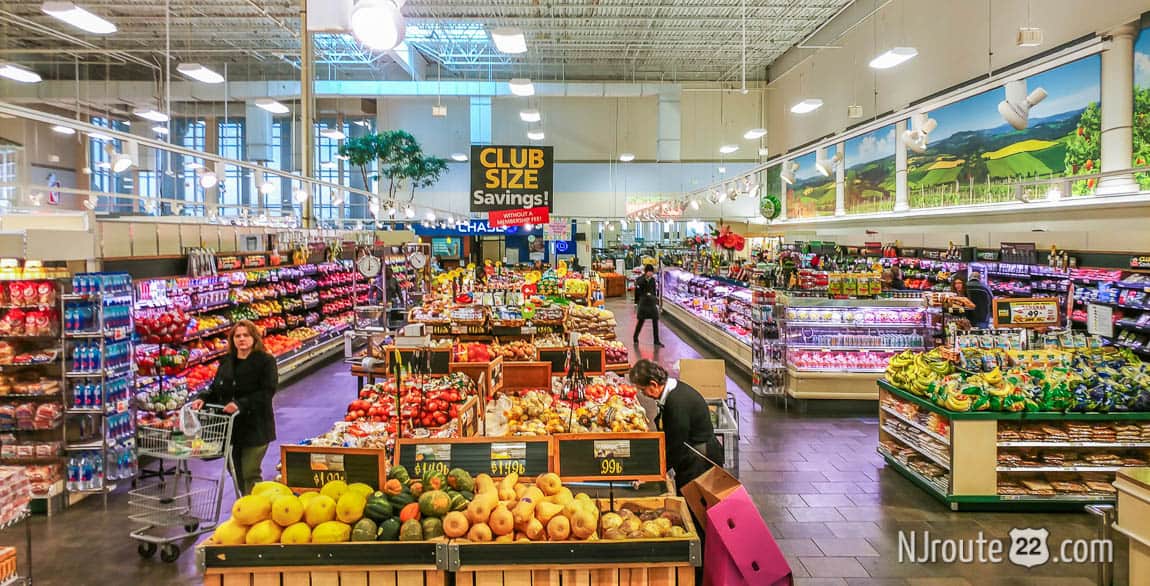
[[843, 124, 897, 214], [785, 147, 835, 219], [1134, 24, 1150, 190], [905, 54, 1101, 208]]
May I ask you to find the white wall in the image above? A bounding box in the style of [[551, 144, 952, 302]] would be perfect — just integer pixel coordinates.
[[0, 117, 80, 172], [375, 97, 471, 159], [766, 0, 1149, 156], [680, 90, 765, 161]]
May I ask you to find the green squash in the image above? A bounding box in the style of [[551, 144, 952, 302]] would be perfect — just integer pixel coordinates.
[[388, 465, 411, 484], [364, 492, 394, 522], [447, 468, 475, 493], [376, 517, 402, 541], [352, 518, 378, 542], [421, 517, 444, 540], [399, 518, 424, 542]]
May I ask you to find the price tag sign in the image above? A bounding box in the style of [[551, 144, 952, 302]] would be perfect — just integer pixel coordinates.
[[553, 432, 665, 482], [537, 347, 605, 375], [1086, 303, 1115, 338], [280, 446, 387, 492], [394, 437, 553, 479], [993, 297, 1060, 328]]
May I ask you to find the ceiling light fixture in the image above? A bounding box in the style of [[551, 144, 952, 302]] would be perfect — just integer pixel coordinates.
[[87, 131, 111, 142], [351, 0, 405, 51], [526, 129, 545, 141], [152, 125, 169, 135], [719, 144, 739, 155], [780, 161, 798, 185], [259, 181, 276, 196], [41, 1, 116, 34], [0, 64, 41, 84], [758, 147, 770, 157], [132, 108, 169, 122], [51, 125, 75, 135], [618, 153, 635, 162], [790, 98, 823, 114], [519, 109, 541, 123], [491, 27, 527, 54], [717, 166, 726, 174], [509, 78, 535, 97], [869, 47, 918, 69], [254, 98, 290, 114], [998, 79, 1047, 130], [743, 128, 767, 140], [199, 172, 218, 189], [450, 153, 468, 162], [1017, 27, 1043, 47], [111, 153, 133, 173], [320, 128, 345, 140], [176, 63, 224, 84]]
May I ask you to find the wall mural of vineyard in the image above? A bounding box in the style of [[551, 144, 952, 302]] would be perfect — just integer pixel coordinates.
[[786, 147, 836, 218], [1135, 25, 1150, 190], [906, 54, 1101, 208], [844, 125, 897, 214]]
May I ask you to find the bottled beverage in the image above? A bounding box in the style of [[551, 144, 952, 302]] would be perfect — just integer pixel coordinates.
[[66, 456, 79, 491], [93, 454, 104, 489], [79, 456, 93, 491]]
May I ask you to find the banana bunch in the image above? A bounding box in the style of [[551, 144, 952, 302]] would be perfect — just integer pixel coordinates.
[[942, 388, 973, 412]]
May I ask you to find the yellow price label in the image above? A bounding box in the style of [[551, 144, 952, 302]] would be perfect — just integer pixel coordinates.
[[490, 459, 526, 477], [312, 471, 346, 486], [413, 461, 450, 477], [599, 458, 624, 475]]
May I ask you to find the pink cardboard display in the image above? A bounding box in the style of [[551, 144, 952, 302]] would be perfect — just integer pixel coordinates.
[[703, 486, 793, 586]]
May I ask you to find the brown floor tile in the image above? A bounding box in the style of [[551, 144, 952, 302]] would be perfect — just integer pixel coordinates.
[[814, 537, 881, 557], [803, 494, 856, 507], [800, 556, 871, 578], [778, 538, 825, 556], [790, 507, 848, 523]]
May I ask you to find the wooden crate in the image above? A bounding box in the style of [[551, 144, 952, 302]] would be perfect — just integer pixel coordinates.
[[199, 542, 446, 586], [0, 547, 15, 583], [501, 361, 553, 392], [451, 497, 699, 586], [451, 356, 505, 407]]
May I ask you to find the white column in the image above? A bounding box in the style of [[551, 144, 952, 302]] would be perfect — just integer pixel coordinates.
[[834, 142, 846, 216], [894, 119, 909, 211], [657, 88, 682, 162], [1097, 22, 1140, 195], [779, 162, 788, 221]]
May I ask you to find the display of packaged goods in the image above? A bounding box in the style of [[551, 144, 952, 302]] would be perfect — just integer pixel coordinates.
[[491, 306, 525, 328], [564, 305, 616, 338], [492, 340, 537, 362], [0, 343, 58, 366], [345, 372, 476, 431], [784, 305, 928, 325], [660, 268, 752, 344], [487, 379, 646, 436]]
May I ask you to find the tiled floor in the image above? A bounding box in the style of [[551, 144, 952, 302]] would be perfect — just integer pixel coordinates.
[[0, 298, 1131, 585]]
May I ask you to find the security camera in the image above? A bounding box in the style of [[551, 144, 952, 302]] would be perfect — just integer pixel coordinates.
[[998, 80, 1047, 130]]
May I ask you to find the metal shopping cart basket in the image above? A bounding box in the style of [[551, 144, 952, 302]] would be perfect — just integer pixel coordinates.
[[129, 406, 236, 563]]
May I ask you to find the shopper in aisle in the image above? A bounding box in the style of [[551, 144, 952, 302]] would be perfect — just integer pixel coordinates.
[[629, 359, 722, 492], [889, 263, 905, 290], [966, 273, 994, 328], [633, 264, 663, 346], [190, 320, 279, 495]]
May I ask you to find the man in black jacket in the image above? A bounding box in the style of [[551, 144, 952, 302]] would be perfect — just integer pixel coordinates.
[[629, 359, 723, 491], [633, 264, 662, 346]]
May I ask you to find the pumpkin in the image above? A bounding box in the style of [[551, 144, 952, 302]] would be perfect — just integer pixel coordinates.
[[398, 502, 422, 523], [383, 479, 404, 496], [418, 490, 452, 518]]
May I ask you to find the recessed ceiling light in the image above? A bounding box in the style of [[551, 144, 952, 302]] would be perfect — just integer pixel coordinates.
[[509, 78, 535, 97], [743, 128, 767, 140], [176, 63, 224, 84], [491, 27, 527, 54], [41, 1, 116, 35], [0, 63, 41, 84], [719, 144, 739, 154], [51, 125, 75, 135], [618, 153, 635, 162], [450, 153, 468, 162], [320, 128, 345, 140], [254, 98, 290, 114], [869, 47, 918, 69], [1017, 27, 1043, 47], [790, 98, 823, 114], [527, 129, 545, 141], [132, 108, 169, 122], [111, 153, 133, 173], [519, 109, 541, 123]]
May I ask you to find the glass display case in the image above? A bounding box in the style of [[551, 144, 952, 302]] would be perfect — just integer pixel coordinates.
[[777, 295, 940, 400], [660, 268, 752, 345]]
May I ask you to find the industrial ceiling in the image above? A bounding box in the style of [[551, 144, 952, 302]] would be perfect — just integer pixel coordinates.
[[0, 0, 852, 83]]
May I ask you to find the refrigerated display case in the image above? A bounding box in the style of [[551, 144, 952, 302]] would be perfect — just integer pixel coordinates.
[[659, 268, 752, 368], [778, 296, 939, 400]]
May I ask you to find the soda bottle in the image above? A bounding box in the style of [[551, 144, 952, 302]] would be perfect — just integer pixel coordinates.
[[66, 456, 79, 491]]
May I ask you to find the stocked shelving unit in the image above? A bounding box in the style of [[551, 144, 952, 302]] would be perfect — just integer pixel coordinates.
[[0, 271, 68, 515], [779, 296, 938, 400], [62, 273, 136, 508], [750, 287, 784, 398], [878, 380, 1149, 510], [658, 268, 753, 370]]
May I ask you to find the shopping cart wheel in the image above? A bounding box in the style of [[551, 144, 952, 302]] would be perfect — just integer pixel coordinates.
[[184, 522, 199, 533], [137, 542, 157, 558], [160, 544, 181, 563]]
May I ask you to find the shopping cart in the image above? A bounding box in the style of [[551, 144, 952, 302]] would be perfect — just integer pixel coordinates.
[[129, 405, 236, 563]]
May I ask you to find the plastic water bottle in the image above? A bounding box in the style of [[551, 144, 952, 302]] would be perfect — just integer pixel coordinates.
[[93, 454, 104, 489], [66, 457, 80, 491], [79, 456, 93, 491]]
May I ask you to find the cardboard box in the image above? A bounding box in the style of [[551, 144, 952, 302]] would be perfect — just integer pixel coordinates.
[[681, 461, 742, 523], [676, 358, 727, 401]]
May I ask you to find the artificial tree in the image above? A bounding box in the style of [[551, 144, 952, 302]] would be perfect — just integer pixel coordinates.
[[338, 129, 448, 205]]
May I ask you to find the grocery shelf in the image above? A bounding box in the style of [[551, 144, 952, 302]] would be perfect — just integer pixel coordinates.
[[880, 405, 949, 444], [880, 425, 950, 470], [879, 380, 1150, 421], [65, 365, 132, 379], [994, 494, 1115, 502], [997, 465, 1124, 473], [781, 321, 926, 329], [998, 441, 1150, 448], [785, 344, 923, 351], [0, 360, 62, 368], [183, 325, 232, 342], [878, 447, 949, 499]]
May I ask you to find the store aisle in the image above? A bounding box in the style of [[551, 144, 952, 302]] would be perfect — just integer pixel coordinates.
[[0, 298, 1128, 585]]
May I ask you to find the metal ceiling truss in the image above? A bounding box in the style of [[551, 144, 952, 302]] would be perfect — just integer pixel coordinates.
[[0, 0, 849, 83]]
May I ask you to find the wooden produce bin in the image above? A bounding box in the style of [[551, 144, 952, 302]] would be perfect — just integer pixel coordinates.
[[449, 497, 701, 586], [1114, 468, 1150, 583], [501, 361, 553, 393], [600, 273, 626, 298], [199, 542, 447, 586]]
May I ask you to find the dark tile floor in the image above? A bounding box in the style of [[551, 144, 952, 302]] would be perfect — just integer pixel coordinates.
[[0, 298, 1130, 585]]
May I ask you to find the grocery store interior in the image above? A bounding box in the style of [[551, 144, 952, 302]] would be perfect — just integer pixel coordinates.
[[3, 1, 1150, 585]]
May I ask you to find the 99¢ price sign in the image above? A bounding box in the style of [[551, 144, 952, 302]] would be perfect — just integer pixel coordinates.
[[554, 433, 666, 483]]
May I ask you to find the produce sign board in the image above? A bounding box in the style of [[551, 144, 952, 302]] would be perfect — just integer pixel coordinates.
[[993, 297, 1061, 329], [1132, 255, 1150, 269], [536, 347, 605, 376], [470, 145, 554, 212], [382, 347, 451, 374], [280, 446, 387, 492], [394, 437, 553, 479], [553, 432, 665, 482]]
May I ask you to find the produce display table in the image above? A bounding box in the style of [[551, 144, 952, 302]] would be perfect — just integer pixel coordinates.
[[199, 541, 447, 586], [599, 273, 626, 298], [878, 380, 1150, 510]]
